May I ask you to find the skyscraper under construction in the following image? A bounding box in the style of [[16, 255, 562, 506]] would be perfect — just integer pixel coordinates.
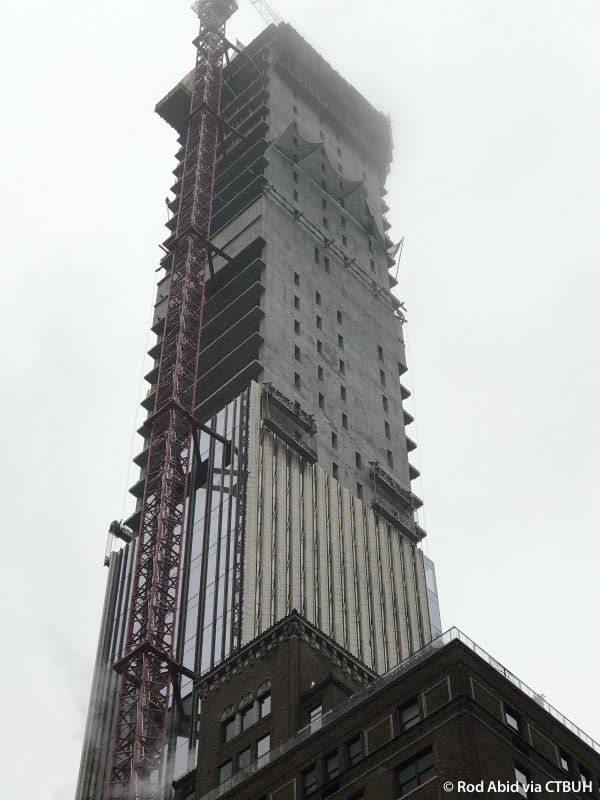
[[76, 6, 441, 798]]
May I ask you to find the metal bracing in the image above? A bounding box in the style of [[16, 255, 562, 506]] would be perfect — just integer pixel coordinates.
[[106, 2, 237, 798]]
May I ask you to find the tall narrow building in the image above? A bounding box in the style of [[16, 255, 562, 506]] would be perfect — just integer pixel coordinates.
[[76, 20, 441, 799]]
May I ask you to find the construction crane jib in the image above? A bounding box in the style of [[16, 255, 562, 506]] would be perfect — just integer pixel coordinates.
[[105, 0, 238, 798], [249, 0, 282, 25]]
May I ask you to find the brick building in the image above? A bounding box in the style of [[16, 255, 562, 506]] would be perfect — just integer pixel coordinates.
[[172, 612, 600, 800]]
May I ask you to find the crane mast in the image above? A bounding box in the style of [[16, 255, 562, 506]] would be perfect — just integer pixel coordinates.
[[106, 1, 238, 797]]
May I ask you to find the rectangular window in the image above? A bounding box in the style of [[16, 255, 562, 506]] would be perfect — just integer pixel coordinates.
[[340, 385, 346, 401], [337, 310, 342, 324], [338, 334, 344, 349], [341, 216, 346, 228], [295, 345, 301, 362], [318, 366, 324, 381], [295, 320, 300, 335], [238, 746, 252, 770], [324, 256, 330, 273], [323, 217, 328, 229], [382, 395, 389, 412], [370, 259, 376, 273], [257, 733, 271, 768], [342, 413, 348, 430], [387, 449, 394, 469], [346, 735, 362, 767], [331, 432, 338, 449], [295, 372, 301, 389], [316, 291, 321, 305], [294, 272, 300, 286], [356, 483, 363, 500], [241, 705, 256, 731], [319, 393, 324, 410], [293, 104, 298, 114], [302, 764, 318, 797], [293, 190, 299, 202], [398, 697, 420, 732], [223, 716, 236, 743], [339, 359, 345, 375], [324, 751, 339, 780], [314, 247, 320, 264], [559, 750, 572, 773], [310, 704, 323, 733], [317, 340, 323, 355], [504, 705, 521, 734], [355, 451, 362, 468], [218, 760, 233, 785], [259, 692, 271, 718], [342, 235, 348, 247], [380, 369, 386, 386], [384, 421, 391, 439], [293, 171, 299, 183], [378, 345, 384, 361], [322, 197, 327, 210], [294, 296, 300, 310], [332, 462, 339, 479], [316, 315, 322, 329], [514, 764, 530, 798], [396, 748, 435, 797]]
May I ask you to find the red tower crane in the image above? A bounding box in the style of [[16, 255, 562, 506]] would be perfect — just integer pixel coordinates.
[[106, 1, 238, 797]]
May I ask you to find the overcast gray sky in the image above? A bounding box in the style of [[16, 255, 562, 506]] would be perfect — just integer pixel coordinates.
[[1, 1, 599, 798]]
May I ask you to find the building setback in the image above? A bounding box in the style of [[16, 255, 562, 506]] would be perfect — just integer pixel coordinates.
[[75, 21, 441, 799], [173, 612, 600, 800]]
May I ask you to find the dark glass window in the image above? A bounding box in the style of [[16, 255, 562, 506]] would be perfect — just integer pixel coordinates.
[[514, 763, 530, 798], [504, 705, 521, 734], [294, 295, 300, 310], [259, 692, 271, 718], [382, 395, 388, 412], [340, 385, 346, 401], [342, 413, 348, 430], [238, 746, 251, 770], [385, 421, 391, 439], [396, 748, 435, 796], [324, 750, 339, 780], [337, 310, 342, 324], [331, 432, 337, 449], [223, 716, 236, 742], [257, 733, 271, 768], [346, 735, 362, 766], [316, 315, 322, 329], [295, 345, 301, 362], [240, 705, 256, 731], [332, 462, 339, 479], [318, 366, 324, 381], [218, 760, 233, 785], [559, 750, 572, 773], [316, 292, 321, 305], [355, 451, 361, 468], [319, 393, 324, 410], [302, 764, 318, 797], [398, 697, 420, 732], [314, 247, 320, 264]]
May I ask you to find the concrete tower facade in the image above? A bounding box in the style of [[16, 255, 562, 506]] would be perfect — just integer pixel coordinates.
[[76, 22, 441, 798]]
